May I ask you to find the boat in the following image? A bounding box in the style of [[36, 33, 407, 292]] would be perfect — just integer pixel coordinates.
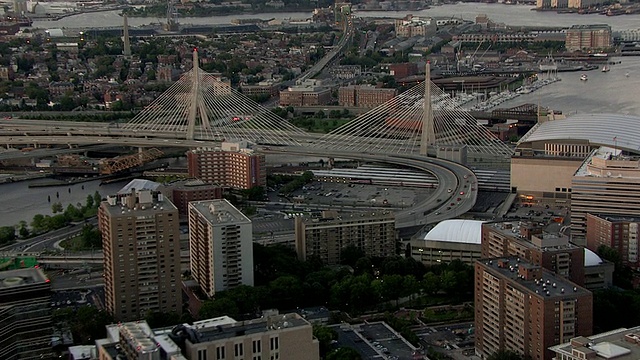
[[580, 74, 588, 81], [602, 65, 610, 72], [626, 72, 630, 77]]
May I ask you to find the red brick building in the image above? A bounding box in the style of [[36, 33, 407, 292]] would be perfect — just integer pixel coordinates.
[[338, 85, 397, 107], [187, 142, 266, 190], [167, 179, 223, 216]]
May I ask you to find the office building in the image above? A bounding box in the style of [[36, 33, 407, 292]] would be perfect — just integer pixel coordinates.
[[98, 179, 182, 321], [182, 313, 319, 360], [187, 141, 266, 190], [566, 24, 612, 51], [279, 81, 332, 107], [295, 211, 396, 264], [550, 326, 640, 360], [475, 257, 592, 360], [410, 220, 484, 266], [166, 179, 223, 216], [188, 199, 254, 298], [0, 268, 52, 360], [394, 15, 436, 38], [571, 149, 640, 246], [338, 85, 397, 108], [481, 221, 585, 286], [586, 213, 640, 270]]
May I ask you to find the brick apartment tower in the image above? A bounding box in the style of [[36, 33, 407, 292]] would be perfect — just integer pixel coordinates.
[[481, 221, 585, 286], [475, 257, 592, 360], [98, 181, 182, 321], [187, 142, 266, 190]]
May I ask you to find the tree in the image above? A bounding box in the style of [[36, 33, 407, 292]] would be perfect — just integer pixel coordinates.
[[313, 325, 338, 358], [85, 194, 94, 209], [93, 191, 102, 206], [340, 245, 365, 267], [422, 272, 440, 295], [64, 204, 83, 222], [51, 202, 64, 214], [326, 347, 362, 360], [80, 224, 101, 248], [16, 221, 29, 238], [487, 350, 523, 360], [0, 226, 16, 245], [200, 298, 240, 320], [31, 214, 47, 232]]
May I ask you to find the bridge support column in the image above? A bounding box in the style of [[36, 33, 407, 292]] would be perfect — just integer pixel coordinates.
[[420, 61, 436, 156]]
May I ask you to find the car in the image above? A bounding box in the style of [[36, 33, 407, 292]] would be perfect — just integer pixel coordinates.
[[457, 197, 462, 201], [447, 188, 453, 193], [460, 191, 465, 195], [446, 207, 451, 210]]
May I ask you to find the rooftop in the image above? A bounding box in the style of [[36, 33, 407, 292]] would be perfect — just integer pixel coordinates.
[[300, 211, 395, 225], [117, 178, 162, 195], [550, 326, 640, 360], [0, 267, 48, 289], [486, 221, 579, 251], [421, 219, 485, 244], [480, 257, 590, 298], [195, 313, 310, 343], [189, 199, 251, 225]]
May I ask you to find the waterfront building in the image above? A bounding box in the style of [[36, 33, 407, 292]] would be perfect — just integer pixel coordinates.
[[475, 257, 593, 360], [338, 85, 397, 108], [550, 326, 640, 360], [0, 268, 53, 360], [98, 180, 182, 321], [482, 221, 585, 286], [566, 24, 612, 51], [394, 15, 436, 38], [187, 141, 266, 190], [586, 213, 640, 270], [571, 149, 640, 246], [295, 211, 396, 264], [166, 179, 223, 216], [188, 199, 254, 298]]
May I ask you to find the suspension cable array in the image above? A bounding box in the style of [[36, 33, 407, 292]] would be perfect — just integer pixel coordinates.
[[315, 80, 514, 158]]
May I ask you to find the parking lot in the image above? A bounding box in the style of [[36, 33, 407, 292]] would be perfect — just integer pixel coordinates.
[[330, 322, 420, 360], [51, 286, 105, 311]]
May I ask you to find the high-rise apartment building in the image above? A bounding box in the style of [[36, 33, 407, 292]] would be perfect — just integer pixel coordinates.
[[0, 268, 53, 360], [566, 24, 611, 51], [295, 211, 396, 264], [188, 199, 254, 298], [571, 150, 640, 246], [98, 180, 182, 321], [475, 257, 592, 360], [586, 213, 640, 270], [187, 142, 266, 190], [481, 221, 585, 286]]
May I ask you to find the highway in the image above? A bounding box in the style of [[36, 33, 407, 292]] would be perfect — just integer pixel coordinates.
[[298, 15, 354, 82]]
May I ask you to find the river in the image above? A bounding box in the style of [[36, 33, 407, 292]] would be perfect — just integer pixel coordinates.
[[0, 179, 128, 227], [32, 3, 640, 31], [500, 57, 640, 115]]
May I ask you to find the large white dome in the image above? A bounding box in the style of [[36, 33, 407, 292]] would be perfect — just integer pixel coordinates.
[[584, 248, 604, 267], [422, 219, 485, 244]]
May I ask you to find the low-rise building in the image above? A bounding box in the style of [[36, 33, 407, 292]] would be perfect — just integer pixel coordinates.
[[166, 179, 223, 216], [279, 79, 331, 107], [338, 85, 397, 108], [550, 326, 640, 360], [566, 24, 612, 51]]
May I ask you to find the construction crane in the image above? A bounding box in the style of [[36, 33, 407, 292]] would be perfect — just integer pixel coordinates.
[[100, 148, 164, 175]]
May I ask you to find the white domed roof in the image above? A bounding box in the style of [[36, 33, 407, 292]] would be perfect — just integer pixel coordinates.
[[423, 219, 485, 244], [584, 248, 604, 267]]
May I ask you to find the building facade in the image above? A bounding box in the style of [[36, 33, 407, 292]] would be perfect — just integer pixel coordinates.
[[295, 211, 396, 264], [0, 268, 53, 360], [279, 80, 331, 107], [167, 179, 223, 216], [98, 181, 182, 321], [566, 24, 612, 51], [394, 15, 436, 38], [338, 85, 397, 108], [184, 313, 319, 360], [188, 199, 254, 298], [187, 142, 266, 190], [586, 213, 640, 270], [475, 257, 593, 360], [571, 151, 640, 246], [481, 221, 585, 286]]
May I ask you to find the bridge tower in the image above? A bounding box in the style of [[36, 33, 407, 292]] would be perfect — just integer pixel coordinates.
[[186, 49, 211, 140], [420, 61, 436, 155]]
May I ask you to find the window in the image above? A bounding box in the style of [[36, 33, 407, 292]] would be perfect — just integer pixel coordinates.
[[269, 337, 279, 351], [234, 343, 244, 358], [216, 345, 226, 360], [252, 340, 261, 354], [198, 349, 208, 360]]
